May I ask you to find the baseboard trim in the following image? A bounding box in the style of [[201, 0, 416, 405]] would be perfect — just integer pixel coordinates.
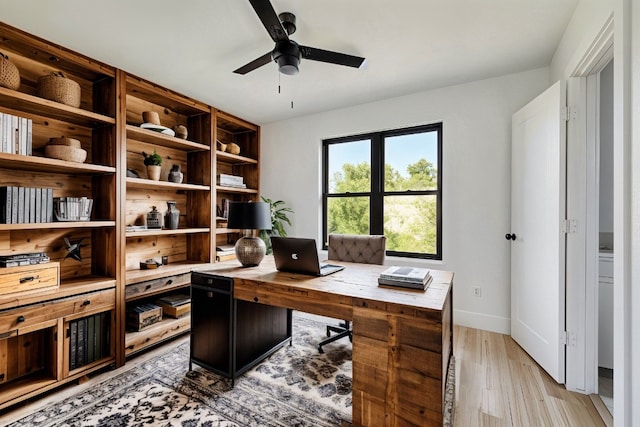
[[454, 309, 510, 334]]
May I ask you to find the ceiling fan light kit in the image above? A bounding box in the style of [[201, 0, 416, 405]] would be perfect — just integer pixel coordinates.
[[235, 0, 365, 76]]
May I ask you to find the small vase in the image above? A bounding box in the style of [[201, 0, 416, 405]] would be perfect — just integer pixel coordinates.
[[147, 165, 161, 181], [165, 201, 180, 230], [168, 164, 183, 183]]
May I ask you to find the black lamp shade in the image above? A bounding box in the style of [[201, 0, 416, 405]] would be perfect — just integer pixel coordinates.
[[227, 202, 272, 230]]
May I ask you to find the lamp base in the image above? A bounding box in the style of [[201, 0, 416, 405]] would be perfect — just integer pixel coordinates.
[[235, 236, 266, 267]]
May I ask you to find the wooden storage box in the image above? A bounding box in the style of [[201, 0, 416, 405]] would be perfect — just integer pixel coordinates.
[[154, 293, 191, 318], [126, 303, 162, 331], [0, 262, 59, 296]]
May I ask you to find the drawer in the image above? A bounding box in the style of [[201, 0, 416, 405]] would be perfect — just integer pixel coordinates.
[[599, 257, 613, 279], [126, 272, 191, 300], [191, 272, 233, 292], [0, 289, 115, 334], [0, 263, 59, 296]]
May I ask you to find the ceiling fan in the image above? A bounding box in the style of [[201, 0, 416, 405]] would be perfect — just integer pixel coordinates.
[[234, 0, 366, 76]]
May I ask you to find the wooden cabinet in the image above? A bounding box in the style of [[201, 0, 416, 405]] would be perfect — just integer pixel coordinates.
[[121, 72, 215, 357], [0, 22, 261, 409], [214, 111, 261, 260], [0, 23, 118, 409], [190, 271, 291, 382]]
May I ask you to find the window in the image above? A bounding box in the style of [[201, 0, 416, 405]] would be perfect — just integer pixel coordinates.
[[322, 123, 442, 259]]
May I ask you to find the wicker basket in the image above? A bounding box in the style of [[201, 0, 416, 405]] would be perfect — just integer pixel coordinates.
[[45, 144, 87, 163], [37, 71, 81, 107], [48, 136, 82, 148], [0, 52, 20, 90]]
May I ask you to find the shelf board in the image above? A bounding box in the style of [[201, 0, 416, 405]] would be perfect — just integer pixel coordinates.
[[0, 276, 116, 311], [216, 185, 258, 194], [0, 152, 116, 175], [0, 220, 115, 231], [216, 150, 257, 165], [215, 227, 240, 234], [0, 87, 115, 127], [126, 177, 210, 191], [125, 261, 214, 286], [125, 227, 210, 237], [124, 315, 190, 357], [126, 125, 210, 151]]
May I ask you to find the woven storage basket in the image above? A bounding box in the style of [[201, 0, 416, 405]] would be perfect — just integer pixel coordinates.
[[0, 52, 20, 90], [48, 136, 81, 148], [45, 144, 87, 163], [37, 71, 81, 107]]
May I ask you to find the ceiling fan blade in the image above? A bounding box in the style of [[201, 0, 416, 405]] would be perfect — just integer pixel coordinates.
[[233, 51, 273, 75], [300, 45, 365, 69], [248, 0, 289, 42]]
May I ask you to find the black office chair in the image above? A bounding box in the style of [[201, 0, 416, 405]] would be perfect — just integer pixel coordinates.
[[318, 233, 386, 353]]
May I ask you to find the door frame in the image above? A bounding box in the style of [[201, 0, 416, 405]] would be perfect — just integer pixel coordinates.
[[565, 15, 613, 394]]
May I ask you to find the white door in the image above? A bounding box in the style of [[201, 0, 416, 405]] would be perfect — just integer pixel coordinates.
[[510, 80, 566, 383]]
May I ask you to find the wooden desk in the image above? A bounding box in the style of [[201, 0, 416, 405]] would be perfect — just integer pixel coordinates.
[[195, 256, 454, 426]]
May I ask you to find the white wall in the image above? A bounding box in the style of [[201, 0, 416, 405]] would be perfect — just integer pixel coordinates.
[[260, 68, 549, 334], [550, 0, 614, 82]]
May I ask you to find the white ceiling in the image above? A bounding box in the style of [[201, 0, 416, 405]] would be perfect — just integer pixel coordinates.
[[2, 0, 578, 125]]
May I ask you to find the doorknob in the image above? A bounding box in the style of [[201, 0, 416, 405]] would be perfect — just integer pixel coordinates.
[[505, 233, 517, 241]]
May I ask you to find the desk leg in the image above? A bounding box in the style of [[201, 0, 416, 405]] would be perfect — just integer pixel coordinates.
[[352, 307, 446, 427]]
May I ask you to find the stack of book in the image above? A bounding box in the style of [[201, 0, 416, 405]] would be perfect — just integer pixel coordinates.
[[217, 173, 246, 189], [154, 293, 191, 318], [378, 266, 433, 290], [216, 244, 236, 262], [69, 311, 110, 371], [53, 197, 93, 221], [0, 186, 54, 224], [0, 252, 50, 267], [0, 113, 32, 155]]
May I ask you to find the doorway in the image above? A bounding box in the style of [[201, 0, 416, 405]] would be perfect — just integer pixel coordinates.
[[596, 58, 614, 415]]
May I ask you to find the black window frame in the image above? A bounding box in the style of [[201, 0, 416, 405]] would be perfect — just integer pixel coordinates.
[[322, 123, 443, 260]]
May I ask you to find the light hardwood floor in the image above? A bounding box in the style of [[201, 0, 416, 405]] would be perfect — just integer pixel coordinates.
[[453, 325, 606, 426]]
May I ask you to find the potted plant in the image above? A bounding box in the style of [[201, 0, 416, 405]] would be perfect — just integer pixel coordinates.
[[258, 196, 293, 254], [142, 150, 162, 181]]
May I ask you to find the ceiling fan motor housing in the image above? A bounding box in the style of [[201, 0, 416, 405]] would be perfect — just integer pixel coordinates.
[[272, 39, 301, 75]]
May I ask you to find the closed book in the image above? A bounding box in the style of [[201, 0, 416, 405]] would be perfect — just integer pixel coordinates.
[[0, 186, 11, 224], [28, 187, 36, 223], [0, 251, 47, 260], [70, 321, 77, 371], [10, 187, 18, 224], [17, 187, 24, 223], [87, 315, 95, 363], [35, 188, 41, 223], [11, 115, 18, 155], [378, 275, 432, 290], [0, 113, 5, 153], [45, 188, 53, 222], [379, 266, 431, 284], [77, 318, 86, 367]]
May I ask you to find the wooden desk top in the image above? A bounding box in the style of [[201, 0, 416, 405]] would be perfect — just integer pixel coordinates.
[[194, 256, 453, 320]]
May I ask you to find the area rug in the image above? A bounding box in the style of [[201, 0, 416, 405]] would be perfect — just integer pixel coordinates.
[[7, 313, 455, 426]]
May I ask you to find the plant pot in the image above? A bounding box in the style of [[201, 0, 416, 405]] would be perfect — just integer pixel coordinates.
[[147, 165, 161, 181]]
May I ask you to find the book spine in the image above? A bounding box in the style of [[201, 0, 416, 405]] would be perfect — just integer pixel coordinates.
[[11, 115, 18, 155], [87, 315, 95, 363], [27, 119, 32, 155], [0, 187, 9, 224], [46, 188, 53, 222], [10, 187, 18, 224], [0, 113, 5, 153], [28, 187, 35, 223], [69, 321, 77, 371], [77, 317, 86, 367], [17, 187, 24, 224], [35, 187, 41, 223]]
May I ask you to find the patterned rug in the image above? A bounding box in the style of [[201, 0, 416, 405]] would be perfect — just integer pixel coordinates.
[[7, 313, 455, 426]]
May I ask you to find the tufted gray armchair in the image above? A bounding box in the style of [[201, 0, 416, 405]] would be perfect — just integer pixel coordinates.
[[318, 233, 386, 353]]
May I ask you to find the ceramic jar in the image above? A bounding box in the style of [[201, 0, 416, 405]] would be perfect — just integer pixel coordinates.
[[165, 201, 180, 230], [147, 206, 162, 229], [168, 164, 183, 183]]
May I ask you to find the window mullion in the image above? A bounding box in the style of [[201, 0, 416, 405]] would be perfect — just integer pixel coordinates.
[[370, 134, 383, 235]]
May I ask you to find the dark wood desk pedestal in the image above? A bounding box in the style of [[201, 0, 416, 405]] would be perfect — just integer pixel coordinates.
[[194, 257, 454, 427]]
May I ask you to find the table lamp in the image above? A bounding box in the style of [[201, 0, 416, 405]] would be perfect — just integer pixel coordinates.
[[227, 201, 272, 267]]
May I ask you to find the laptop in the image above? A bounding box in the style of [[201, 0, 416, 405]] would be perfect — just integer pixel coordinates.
[[271, 237, 345, 276]]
